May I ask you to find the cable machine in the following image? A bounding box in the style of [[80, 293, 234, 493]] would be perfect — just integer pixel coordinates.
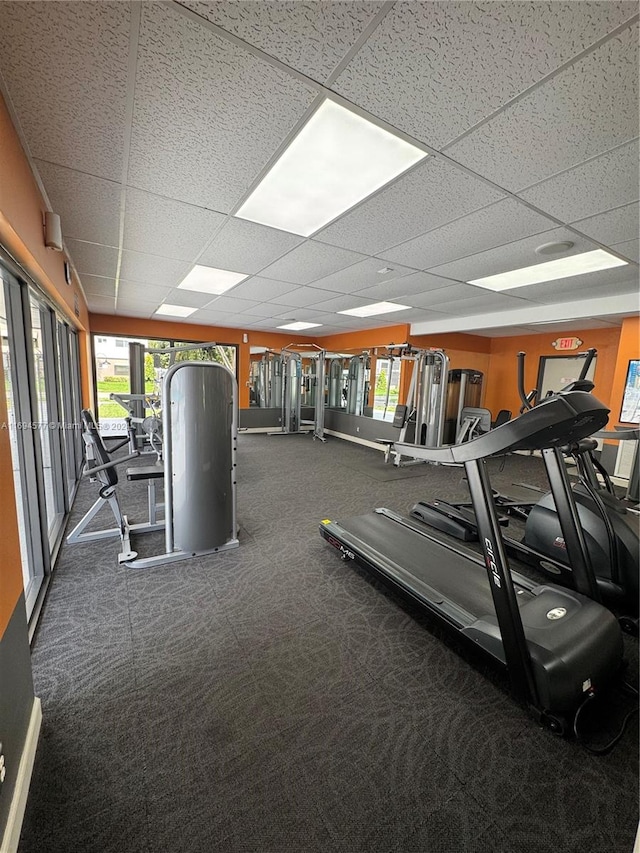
[[345, 354, 370, 416], [270, 344, 327, 441], [390, 347, 449, 466]]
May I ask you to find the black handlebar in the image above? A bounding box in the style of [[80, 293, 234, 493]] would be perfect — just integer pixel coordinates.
[[577, 347, 597, 382]]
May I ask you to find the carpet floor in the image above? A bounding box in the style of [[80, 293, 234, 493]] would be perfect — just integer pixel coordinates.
[[19, 433, 638, 853]]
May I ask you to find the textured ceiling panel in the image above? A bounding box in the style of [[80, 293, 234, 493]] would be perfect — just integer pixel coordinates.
[[518, 139, 639, 222], [429, 228, 600, 282], [0, 2, 130, 179], [181, 1, 381, 82], [426, 292, 534, 314], [316, 157, 505, 255], [34, 161, 122, 247], [259, 241, 365, 284], [332, 1, 636, 148], [87, 294, 117, 315], [239, 302, 283, 317], [226, 277, 300, 302], [199, 295, 262, 314], [198, 218, 304, 274], [571, 202, 639, 245], [390, 307, 452, 322], [116, 281, 174, 301], [64, 240, 118, 279], [380, 198, 557, 271], [309, 258, 418, 295], [187, 309, 240, 325], [303, 293, 375, 313], [610, 239, 640, 264], [161, 289, 216, 309], [354, 271, 460, 301], [407, 283, 485, 309], [520, 265, 639, 303], [119, 251, 190, 287], [447, 22, 639, 190], [128, 3, 316, 209], [268, 286, 341, 308], [123, 189, 225, 260], [79, 275, 116, 298]]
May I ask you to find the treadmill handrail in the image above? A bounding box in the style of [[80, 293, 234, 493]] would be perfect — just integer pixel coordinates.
[[394, 390, 609, 463]]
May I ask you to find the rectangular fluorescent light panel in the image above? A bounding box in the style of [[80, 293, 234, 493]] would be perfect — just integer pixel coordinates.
[[155, 304, 197, 318], [338, 301, 411, 318], [236, 99, 427, 236], [277, 321, 322, 331], [178, 265, 248, 295], [469, 249, 627, 291]]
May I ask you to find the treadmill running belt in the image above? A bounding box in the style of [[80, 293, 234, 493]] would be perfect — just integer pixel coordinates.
[[337, 512, 497, 622]]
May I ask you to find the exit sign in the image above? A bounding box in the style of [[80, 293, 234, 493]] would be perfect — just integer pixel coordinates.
[[552, 336, 582, 351]]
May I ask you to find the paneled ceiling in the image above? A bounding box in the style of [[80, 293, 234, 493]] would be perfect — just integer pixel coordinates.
[[0, 1, 637, 338]]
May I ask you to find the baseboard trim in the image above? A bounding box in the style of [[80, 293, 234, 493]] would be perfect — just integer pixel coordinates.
[[324, 429, 385, 451], [1, 697, 42, 853]]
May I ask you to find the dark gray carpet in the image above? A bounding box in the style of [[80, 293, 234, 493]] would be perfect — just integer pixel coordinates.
[[19, 435, 638, 853]]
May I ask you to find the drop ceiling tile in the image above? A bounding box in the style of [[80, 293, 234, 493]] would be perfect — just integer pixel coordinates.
[[183, 309, 238, 325], [238, 303, 280, 318], [426, 292, 533, 315], [162, 289, 218, 309], [355, 271, 462, 302], [610, 239, 640, 263], [448, 22, 639, 190], [259, 241, 365, 284], [200, 295, 262, 314], [316, 157, 505, 255], [34, 161, 122, 246], [66, 240, 118, 279], [518, 139, 639, 222], [128, 3, 316, 210], [308, 257, 419, 295], [123, 188, 225, 260], [429, 228, 599, 282], [198, 218, 304, 274], [274, 307, 330, 322], [513, 264, 638, 304], [181, 1, 381, 83], [87, 294, 117, 314], [571, 202, 639, 245], [116, 297, 163, 314], [119, 251, 190, 287], [116, 281, 174, 301], [407, 284, 486, 309], [305, 294, 380, 314], [80, 275, 116, 298], [0, 3, 131, 179], [269, 286, 338, 308], [331, 1, 636, 148], [221, 277, 296, 303], [380, 199, 559, 271], [392, 307, 453, 323]]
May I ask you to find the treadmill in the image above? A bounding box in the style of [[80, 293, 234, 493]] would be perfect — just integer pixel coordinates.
[[320, 390, 624, 734]]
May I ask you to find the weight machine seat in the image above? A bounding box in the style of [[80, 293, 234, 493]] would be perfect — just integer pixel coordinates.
[[126, 465, 164, 481], [395, 390, 609, 465]]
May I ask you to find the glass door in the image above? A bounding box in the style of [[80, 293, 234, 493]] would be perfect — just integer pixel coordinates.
[[1, 270, 49, 617]]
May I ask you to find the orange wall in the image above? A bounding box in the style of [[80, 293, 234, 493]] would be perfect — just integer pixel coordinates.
[[0, 91, 89, 330], [608, 316, 640, 427], [484, 327, 622, 421]]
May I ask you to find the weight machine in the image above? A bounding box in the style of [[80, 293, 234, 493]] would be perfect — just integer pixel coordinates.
[[269, 344, 327, 441]]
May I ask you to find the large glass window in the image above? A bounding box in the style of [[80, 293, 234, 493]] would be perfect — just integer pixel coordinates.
[[93, 335, 237, 436], [372, 357, 402, 421]]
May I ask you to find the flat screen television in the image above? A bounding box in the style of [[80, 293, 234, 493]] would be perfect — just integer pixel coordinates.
[[620, 359, 640, 424]]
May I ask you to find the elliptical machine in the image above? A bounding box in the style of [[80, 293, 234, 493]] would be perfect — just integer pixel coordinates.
[[410, 348, 639, 631]]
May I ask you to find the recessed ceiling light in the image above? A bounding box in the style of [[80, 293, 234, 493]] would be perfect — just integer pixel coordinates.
[[236, 99, 427, 236], [155, 304, 197, 317], [535, 241, 575, 255], [469, 249, 627, 291], [338, 301, 411, 318], [178, 265, 248, 294], [277, 321, 322, 331]]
